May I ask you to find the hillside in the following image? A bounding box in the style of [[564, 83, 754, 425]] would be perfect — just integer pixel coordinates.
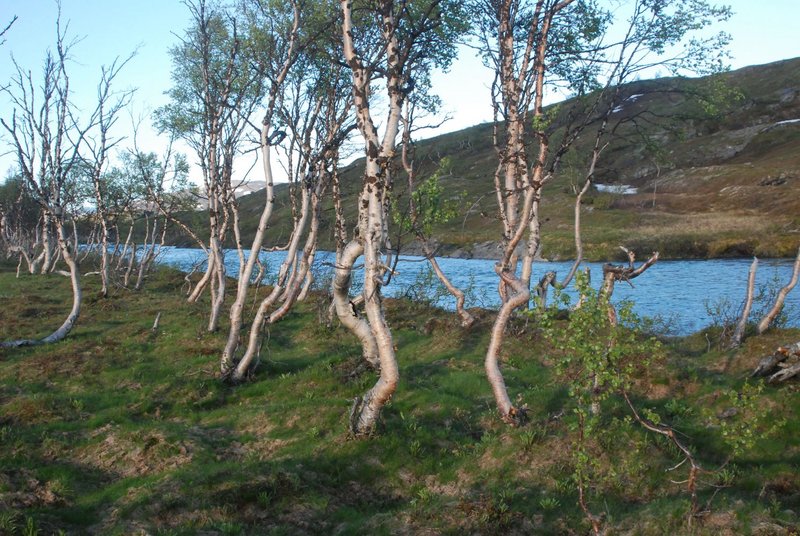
[[234, 57, 800, 260]]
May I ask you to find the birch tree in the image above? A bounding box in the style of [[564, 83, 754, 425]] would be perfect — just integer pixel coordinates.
[[224, 18, 355, 381], [157, 0, 266, 331], [219, 0, 303, 377], [0, 175, 42, 275], [84, 59, 134, 297], [1, 14, 129, 347], [472, 0, 732, 424], [471, 0, 583, 425], [338, 0, 467, 435]]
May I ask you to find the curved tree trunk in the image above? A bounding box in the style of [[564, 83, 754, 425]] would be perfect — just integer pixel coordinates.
[[2, 220, 82, 348], [230, 184, 311, 380], [423, 245, 474, 328], [350, 188, 399, 436], [188, 260, 213, 302], [221, 139, 278, 373], [297, 247, 317, 302], [485, 268, 530, 424], [757, 247, 800, 334], [333, 240, 380, 369]]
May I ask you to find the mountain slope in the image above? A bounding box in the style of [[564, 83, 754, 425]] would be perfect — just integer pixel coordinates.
[[236, 57, 800, 260]]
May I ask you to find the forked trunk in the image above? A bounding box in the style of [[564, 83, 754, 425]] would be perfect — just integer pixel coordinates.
[[333, 241, 379, 368], [221, 138, 278, 373], [424, 247, 474, 328], [230, 184, 312, 380], [349, 189, 399, 436]]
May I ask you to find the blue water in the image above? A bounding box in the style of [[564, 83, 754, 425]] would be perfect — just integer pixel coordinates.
[[154, 247, 800, 336]]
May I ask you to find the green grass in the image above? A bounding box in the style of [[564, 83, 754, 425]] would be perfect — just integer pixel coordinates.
[[0, 265, 799, 534]]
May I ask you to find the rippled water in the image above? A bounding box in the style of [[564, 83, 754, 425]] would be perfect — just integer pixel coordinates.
[[155, 247, 800, 335]]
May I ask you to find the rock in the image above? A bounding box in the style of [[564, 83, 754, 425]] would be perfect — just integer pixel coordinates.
[[779, 87, 797, 103], [760, 176, 788, 186]]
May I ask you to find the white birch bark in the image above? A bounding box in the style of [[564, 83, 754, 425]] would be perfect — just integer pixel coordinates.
[[339, 0, 403, 435], [729, 257, 758, 349], [757, 247, 800, 334]]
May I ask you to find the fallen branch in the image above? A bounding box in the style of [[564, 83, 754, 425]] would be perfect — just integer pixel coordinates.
[[752, 341, 800, 383]]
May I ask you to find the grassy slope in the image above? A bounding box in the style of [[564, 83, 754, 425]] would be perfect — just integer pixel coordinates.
[[1, 267, 799, 534], [232, 57, 800, 260]]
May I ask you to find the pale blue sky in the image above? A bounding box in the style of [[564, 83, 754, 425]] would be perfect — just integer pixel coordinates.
[[1, 0, 799, 182]]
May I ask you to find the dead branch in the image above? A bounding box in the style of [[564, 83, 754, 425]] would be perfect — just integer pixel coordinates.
[[752, 341, 800, 383]]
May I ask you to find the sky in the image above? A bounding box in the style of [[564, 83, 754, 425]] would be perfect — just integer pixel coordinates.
[[1, 0, 799, 184]]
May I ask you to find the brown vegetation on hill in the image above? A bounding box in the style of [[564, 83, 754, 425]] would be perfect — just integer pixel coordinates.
[[235, 57, 800, 260]]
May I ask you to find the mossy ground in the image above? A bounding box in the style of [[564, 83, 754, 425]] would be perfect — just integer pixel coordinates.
[[0, 264, 799, 535]]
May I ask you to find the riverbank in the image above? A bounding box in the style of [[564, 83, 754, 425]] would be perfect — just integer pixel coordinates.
[[1, 264, 799, 534]]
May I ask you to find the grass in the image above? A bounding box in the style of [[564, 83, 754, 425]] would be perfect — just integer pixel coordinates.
[[1, 264, 799, 534]]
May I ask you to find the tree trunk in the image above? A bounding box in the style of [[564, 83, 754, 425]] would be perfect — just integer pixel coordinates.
[[123, 243, 136, 288], [2, 219, 82, 348], [40, 212, 54, 274], [350, 182, 399, 436], [116, 221, 134, 270], [98, 219, 110, 297], [561, 176, 593, 288], [230, 184, 311, 381], [207, 236, 226, 332], [134, 217, 160, 291], [757, 247, 800, 334], [333, 241, 380, 369], [485, 267, 530, 425], [188, 259, 213, 302], [729, 257, 758, 349], [424, 245, 474, 328], [221, 138, 279, 373]]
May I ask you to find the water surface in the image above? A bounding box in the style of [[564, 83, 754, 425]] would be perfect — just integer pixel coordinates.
[[155, 247, 800, 336]]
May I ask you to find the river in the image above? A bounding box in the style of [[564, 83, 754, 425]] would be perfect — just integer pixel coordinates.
[[154, 247, 800, 336]]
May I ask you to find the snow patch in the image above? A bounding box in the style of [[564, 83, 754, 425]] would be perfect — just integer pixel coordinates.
[[595, 183, 638, 195], [611, 94, 644, 114]]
